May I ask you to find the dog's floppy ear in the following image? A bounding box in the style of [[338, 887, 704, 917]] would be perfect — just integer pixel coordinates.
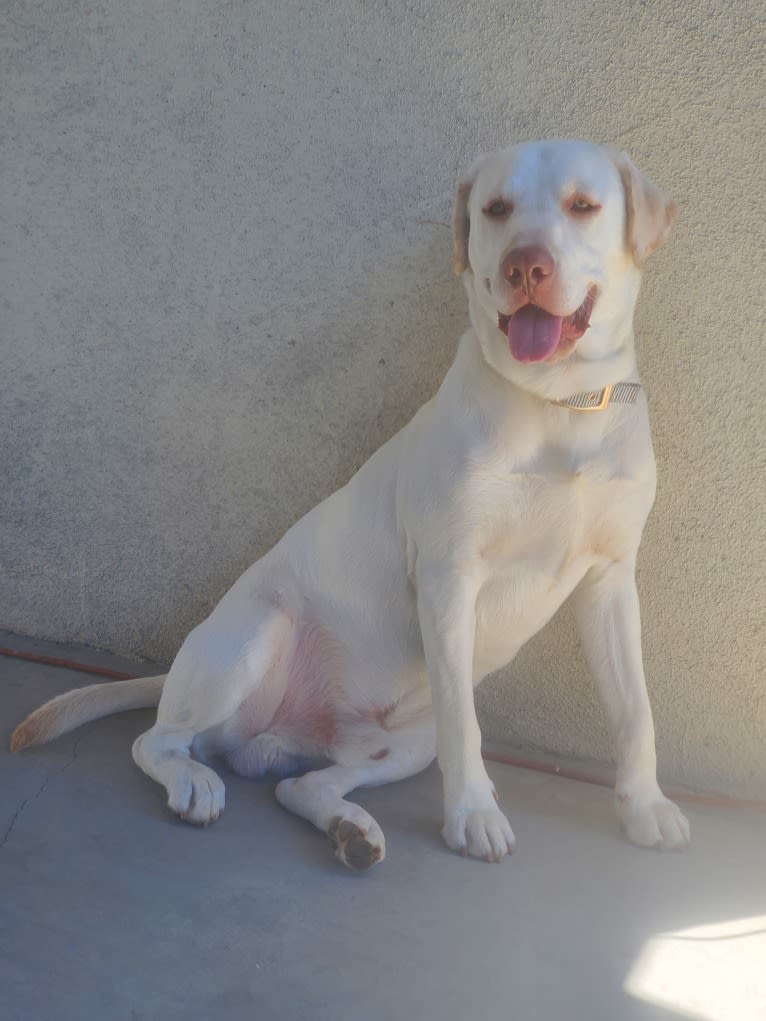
[[614, 152, 676, 266], [452, 178, 472, 275], [452, 155, 488, 276]]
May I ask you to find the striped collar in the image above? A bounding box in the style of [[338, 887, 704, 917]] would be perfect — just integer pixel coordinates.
[[552, 381, 642, 412]]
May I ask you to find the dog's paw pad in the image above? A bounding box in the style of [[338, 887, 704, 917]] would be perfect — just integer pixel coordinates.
[[328, 816, 385, 870]]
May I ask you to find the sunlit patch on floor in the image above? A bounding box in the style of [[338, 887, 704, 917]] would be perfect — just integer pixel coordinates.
[[625, 915, 766, 1020]]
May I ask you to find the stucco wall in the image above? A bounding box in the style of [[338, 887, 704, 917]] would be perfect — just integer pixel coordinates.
[[2, 1, 764, 796]]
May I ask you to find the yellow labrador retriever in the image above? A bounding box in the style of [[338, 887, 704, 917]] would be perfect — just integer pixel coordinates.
[[12, 140, 690, 869]]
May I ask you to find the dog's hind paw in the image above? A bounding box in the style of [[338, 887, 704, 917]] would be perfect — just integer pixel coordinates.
[[167, 762, 226, 826], [328, 816, 385, 870]]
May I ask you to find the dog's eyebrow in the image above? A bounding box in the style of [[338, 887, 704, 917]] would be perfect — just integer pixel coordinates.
[[561, 177, 602, 197]]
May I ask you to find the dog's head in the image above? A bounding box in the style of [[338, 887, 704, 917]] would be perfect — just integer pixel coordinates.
[[453, 140, 675, 394]]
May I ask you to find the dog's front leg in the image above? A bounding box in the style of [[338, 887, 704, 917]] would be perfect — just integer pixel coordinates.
[[573, 563, 690, 849], [416, 561, 516, 861]]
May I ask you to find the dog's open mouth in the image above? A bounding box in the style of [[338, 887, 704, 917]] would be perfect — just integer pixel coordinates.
[[498, 288, 597, 363]]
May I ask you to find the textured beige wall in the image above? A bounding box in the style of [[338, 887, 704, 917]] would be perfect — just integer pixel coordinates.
[[2, 1, 764, 796]]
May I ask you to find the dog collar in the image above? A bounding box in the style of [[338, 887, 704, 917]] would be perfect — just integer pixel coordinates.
[[553, 381, 642, 412]]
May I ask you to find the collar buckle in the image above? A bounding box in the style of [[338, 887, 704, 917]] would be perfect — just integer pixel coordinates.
[[556, 384, 614, 412]]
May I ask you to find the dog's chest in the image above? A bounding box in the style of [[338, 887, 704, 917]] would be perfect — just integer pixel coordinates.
[[476, 403, 654, 556], [479, 454, 640, 564], [470, 452, 650, 676]]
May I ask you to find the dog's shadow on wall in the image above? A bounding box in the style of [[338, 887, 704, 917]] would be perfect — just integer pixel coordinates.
[[198, 222, 461, 615]]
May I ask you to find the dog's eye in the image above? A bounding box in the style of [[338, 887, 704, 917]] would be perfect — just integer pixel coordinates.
[[569, 196, 601, 215], [483, 199, 513, 219]]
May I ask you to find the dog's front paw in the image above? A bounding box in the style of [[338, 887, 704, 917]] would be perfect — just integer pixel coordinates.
[[617, 786, 690, 850], [442, 805, 516, 862]]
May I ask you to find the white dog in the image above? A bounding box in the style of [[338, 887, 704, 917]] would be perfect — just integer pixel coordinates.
[[12, 140, 690, 869]]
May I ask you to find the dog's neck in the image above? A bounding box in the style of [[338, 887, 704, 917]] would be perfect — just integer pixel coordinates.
[[465, 283, 639, 405]]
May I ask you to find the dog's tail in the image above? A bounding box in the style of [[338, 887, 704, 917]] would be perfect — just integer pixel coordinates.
[[10, 674, 166, 752]]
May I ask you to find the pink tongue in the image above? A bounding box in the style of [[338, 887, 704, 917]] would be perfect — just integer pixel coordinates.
[[507, 305, 564, 362]]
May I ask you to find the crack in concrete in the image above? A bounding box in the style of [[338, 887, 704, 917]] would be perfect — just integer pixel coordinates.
[[1, 736, 83, 850]]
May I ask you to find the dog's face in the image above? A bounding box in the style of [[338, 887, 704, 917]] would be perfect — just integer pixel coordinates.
[[453, 140, 675, 381]]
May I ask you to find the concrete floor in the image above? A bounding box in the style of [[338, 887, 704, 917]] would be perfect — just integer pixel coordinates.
[[2, 632, 765, 1021]]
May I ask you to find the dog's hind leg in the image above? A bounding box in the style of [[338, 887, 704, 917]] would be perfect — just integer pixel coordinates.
[[275, 718, 436, 869], [132, 724, 228, 825], [226, 732, 324, 779], [132, 601, 292, 825]]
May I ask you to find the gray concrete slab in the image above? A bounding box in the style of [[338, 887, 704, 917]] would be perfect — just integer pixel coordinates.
[[2, 639, 765, 1021]]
